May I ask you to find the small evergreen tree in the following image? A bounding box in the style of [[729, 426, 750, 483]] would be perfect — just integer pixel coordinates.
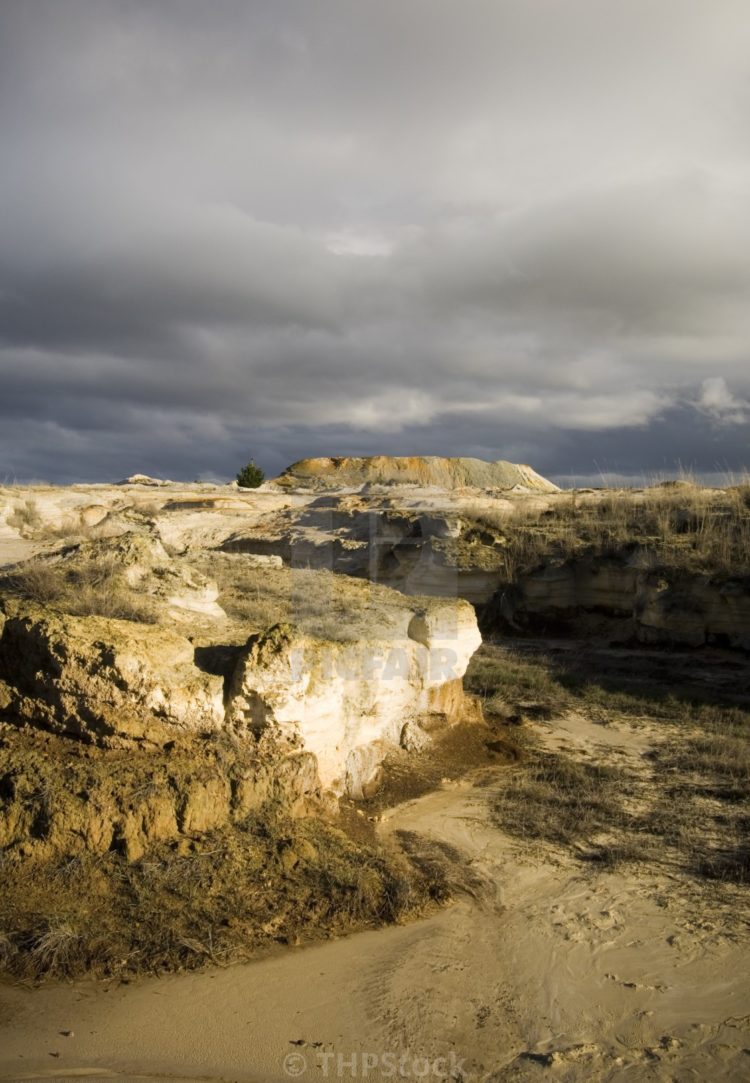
[[236, 459, 265, 488]]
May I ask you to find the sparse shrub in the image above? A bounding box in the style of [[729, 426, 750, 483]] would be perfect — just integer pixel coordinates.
[[236, 460, 265, 489], [698, 846, 750, 884], [464, 645, 566, 715], [6, 561, 67, 605], [206, 556, 403, 640], [5, 497, 107, 544], [206, 558, 291, 628]]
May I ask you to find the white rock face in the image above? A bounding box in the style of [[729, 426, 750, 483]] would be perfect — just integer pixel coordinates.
[[227, 600, 482, 797], [0, 517, 483, 794]]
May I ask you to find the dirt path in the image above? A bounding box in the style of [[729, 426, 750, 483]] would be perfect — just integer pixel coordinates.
[[1, 714, 748, 1082]]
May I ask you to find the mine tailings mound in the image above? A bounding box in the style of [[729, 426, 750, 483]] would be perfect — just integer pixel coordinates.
[[273, 455, 558, 492]]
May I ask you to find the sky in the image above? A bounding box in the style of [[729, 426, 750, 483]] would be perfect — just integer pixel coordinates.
[[1, 0, 749, 486]]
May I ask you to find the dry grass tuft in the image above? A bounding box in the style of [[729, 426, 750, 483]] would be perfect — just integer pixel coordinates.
[[27, 922, 82, 977], [492, 752, 629, 847], [463, 483, 750, 581], [698, 845, 750, 885], [205, 555, 414, 640], [4, 555, 157, 622]]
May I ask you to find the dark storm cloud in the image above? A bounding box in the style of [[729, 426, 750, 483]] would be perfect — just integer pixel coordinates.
[[1, 0, 749, 482]]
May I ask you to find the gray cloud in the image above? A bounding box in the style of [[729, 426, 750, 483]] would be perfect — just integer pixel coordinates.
[[1, 0, 749, 483]]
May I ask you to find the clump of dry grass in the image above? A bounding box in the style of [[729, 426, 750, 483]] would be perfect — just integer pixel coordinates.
[[3, 561, 65, 605], [492, 752, 629, 847], [27, 922, 82, 976], [210, 562, 292, 629], [697, 844, 750, 885], [464, 645, 567, 717], [665, 729, 750, 793], [205, 555, 414, 641], [3, 555, 156, 623], [463, 482, 750, 582]]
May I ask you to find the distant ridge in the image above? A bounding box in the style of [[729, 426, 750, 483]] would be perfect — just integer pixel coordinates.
[[273, 455, 558, 492]]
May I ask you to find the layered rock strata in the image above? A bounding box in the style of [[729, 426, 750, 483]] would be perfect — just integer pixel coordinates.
[[489, 556, 750, 651]]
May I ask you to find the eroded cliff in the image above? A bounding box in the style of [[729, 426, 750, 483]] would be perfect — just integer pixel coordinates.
[[0, 526, 483, 858]]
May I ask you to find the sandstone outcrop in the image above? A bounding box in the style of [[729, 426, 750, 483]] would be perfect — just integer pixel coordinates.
[[0, 531, 483, 801], [272, 455, 558, 492], [1, 470, 748, 882], [218, 491, 520, 602], [487, 555, 750, 651], [0, 466, 556, 604], [0, 602, 226, 744], [226, 601, 481, 796], [3, 476, 747, 657]]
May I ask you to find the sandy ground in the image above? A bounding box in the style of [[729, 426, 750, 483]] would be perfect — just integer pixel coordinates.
[[0, 535, 39, 569], [1, 714, 749, 1083]]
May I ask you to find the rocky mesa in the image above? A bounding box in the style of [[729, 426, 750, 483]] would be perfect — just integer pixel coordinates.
[[272, 455, 559, 492]]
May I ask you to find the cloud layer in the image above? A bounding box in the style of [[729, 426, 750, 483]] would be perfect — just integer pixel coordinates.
[[1, 0, 749, 482]]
